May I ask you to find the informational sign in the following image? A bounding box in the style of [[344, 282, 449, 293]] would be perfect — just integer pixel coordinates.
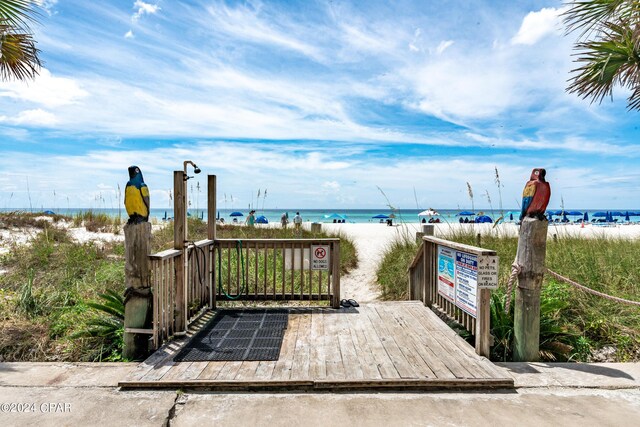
[[437, 246, 456, 302], [455, 252, 478, 317], [436, 245, 500, 318], [284, 248, 310, 270], [477, 256, 499, 289], [311, 245, 330, 271]]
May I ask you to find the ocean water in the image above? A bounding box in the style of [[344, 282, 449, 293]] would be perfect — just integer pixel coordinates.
[[3, 208, 637, 224]]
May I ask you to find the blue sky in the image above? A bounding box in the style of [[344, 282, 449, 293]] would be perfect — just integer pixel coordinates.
[[1, 0, 639, 211]]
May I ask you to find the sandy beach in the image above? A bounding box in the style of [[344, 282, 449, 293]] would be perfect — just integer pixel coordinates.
[[3, 219, 640, 301]]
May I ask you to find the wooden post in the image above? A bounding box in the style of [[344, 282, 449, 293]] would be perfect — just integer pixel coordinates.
[[174, 171, 187, 333], [208, 175, 216, 241], [513, 217, 548, 361], [208, 175, 216, 309], [331, 240, 341, 308], [123, 222, 152, 360], [475, 288, 491, 358]]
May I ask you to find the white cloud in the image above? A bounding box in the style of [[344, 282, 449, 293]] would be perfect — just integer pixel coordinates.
[[124, 30, 134, 39], [34, 0, 58, 15], [435, 40, 454, 55], [511, 7, 566, 46], [0, 68, 88, 108], [132, 1, 160, 22], [0, 109, 58, 126]]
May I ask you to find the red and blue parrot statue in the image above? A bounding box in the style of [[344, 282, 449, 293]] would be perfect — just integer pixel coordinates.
[[520, 168, 550, 221]]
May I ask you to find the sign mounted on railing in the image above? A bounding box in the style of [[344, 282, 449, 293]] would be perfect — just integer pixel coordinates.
[[437, 245, 499, 318], [311, 245, 330, 271]]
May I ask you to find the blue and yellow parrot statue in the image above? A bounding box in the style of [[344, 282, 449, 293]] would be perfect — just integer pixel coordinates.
[[520, 168, 551, 221], [124, 165, 150, 224]]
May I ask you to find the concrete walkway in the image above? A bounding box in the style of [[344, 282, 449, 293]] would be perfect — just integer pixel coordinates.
[[0, 361, 639, 426]]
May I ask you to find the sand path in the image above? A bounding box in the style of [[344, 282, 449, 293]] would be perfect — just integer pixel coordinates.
[[322, 223, 421, 303]]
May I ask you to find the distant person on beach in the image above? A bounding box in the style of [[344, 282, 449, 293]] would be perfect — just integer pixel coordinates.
[[280, 212, 288, 228], [246, 210, 256, 227], [293, 212, 302, 230]]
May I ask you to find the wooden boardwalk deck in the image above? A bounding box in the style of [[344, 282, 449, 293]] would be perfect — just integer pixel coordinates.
[[119, 302, 513, 391]]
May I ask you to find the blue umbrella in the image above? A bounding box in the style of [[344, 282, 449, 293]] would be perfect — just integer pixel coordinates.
[[592, 211, 608, 217], [566, 211, 582, 216], [43, 210, 55, 215], [476, 215, 493, 223], [457, 211, 475, 216], [610, 211, 624, 216], [372, 214, 389, 219], [256, 215, 268, 224], [324, 213, 346, 220], [547, 212, 553, 221], [583, 212, 589, 222], [625, 211, 630, 222], [509, 213, 514, 221], [230, 211, 243, 217]]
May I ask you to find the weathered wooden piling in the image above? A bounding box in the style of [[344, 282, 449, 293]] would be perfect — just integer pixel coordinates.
[[123, 221, 152, 360], [513, 217, 548, 362]]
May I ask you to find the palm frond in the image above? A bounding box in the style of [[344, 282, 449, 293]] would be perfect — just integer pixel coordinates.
[[567, 20, 640, 110], [563, 0, 638, 36]]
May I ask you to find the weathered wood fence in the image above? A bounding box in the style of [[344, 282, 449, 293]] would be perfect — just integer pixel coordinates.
[[408, 236, 497, 358]]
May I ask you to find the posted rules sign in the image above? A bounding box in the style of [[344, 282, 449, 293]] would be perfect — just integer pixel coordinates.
[[311, 245, 330, 271]]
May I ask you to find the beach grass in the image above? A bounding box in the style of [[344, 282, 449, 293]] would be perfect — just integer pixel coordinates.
[[375, 228, 640, 362], [0, 216, 357, 362]]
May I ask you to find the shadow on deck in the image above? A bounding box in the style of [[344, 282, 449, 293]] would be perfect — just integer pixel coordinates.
[[119, 301, 513, 391]]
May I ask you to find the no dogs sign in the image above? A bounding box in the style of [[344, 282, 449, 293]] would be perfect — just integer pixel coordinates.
[[311, 245, 330, 271]]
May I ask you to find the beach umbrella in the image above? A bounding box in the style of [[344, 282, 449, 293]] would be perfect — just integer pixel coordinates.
[[509, 213, 514, 221], [547, 212, 553, 221], [43, 210, 55, 215], [457, 211, 475, 216], [256, 215, 268, 224], [625, 211, 630, 222], [418, 208, 439, 217], [372, 214, 389, 219], [230, 211, 243, 217], [610, 211, 624, 216], [324, 213, 346, 220], [583, 212, 589, 222], [592, 211, 607, 217], [566, 211, 582, 216], [476, 215, 493, 223]]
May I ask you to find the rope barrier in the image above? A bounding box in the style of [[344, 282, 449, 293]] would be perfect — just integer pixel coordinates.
[[546, 268, 640, 307]]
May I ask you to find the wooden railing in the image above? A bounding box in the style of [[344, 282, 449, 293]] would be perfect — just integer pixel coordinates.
[[149, 237, 341, 350], [214, 238, 340, 308], [408, 236, 498, 358], [149, 248, 180, 350]]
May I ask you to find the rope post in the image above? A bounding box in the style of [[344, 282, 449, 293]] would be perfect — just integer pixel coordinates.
[[208, 175, 217, 309], [513, 217, 548, 362], [123, 222, 152, 360]]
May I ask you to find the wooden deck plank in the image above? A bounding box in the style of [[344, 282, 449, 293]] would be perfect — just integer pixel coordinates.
[[253, 360, 277, 380], [159, 362, 193, 381], [121, 303, 513, 390], [291, 311, 312, 379], [355, 306, 400, 379], [235, 361, 260, 380], [271, 314, 301, 380], [375, 304, 440, 379], [336, 312, 364, 380], [408, 305, 507, 379], [308, 308, 327, 380], [345, 309, 382, 380], [196, 362, 225, 380], [323, 309, 347, 380], [404, 305, 479, 378], [364, 305, 417, 379], [177, 361, 208, 380], [216, 361, 243, 380]]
